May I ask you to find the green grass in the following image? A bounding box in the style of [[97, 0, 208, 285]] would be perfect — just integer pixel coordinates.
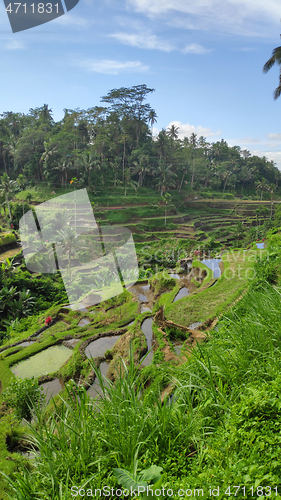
[[165, 249, 258, 326], [5, 282, 281, 497]]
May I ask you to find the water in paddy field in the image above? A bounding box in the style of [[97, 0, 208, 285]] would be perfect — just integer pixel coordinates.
[[66, 338, 80, 347], [11, 345, 72, 379], [189, 322, 203, 330], [17, 341, 35, 348], [201, 258, 222, 278], [129, 283, 153, 302], [173, 287, 189, 302], [78, 318, 91, 327], [87, 361, 110, 399], [85, 336, 121, 359], [172, 340, 183, 355], [41, 377, 64, 403], [256, 242, 264, 249], [141, 304, 152, 313], [140, 317, 154, 366]]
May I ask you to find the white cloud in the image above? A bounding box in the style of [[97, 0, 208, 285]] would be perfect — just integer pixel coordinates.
[[78, 59, 149, 74], [53, 14, 87, 26], [183, 43, 211, 54], [127, 0, 281, 36], [266, 133, 281, 141], [166, 120, 221, 139], [109, 32, 174, 51], [251, 150, 281, 170], [5, 40, 25, 50], [238, 137, 261, 144]]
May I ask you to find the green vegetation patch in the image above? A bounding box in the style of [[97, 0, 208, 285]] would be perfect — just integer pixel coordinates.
[[10, 345, 72, 379], [165, 250, 258, 326]]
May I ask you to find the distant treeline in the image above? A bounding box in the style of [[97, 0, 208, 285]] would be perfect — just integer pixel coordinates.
[[0, 84, 279, 197]]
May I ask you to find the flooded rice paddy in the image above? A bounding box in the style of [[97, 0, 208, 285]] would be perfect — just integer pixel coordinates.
[[17, 341, 35, 348], [87, 361, 110, 399], [173, 287, 189, 302], [201, 258, 222, 278], [169, 273, 180, 279], [78, 318, 91, 327], [85, 336, 121, 359], [129, 283, 153, 312], [41, 377, 64, 402], [256, 242, 265, 249], [11, 345, 72, 379], [7, 257, 220, 392], [140, 317, 154, 366]]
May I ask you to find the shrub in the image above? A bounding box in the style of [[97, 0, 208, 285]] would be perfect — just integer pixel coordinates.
[[222, 193, 234, 200], [10, 202, 31, 230], [2, 377, 46, 421], [0, 233, 16, 247]]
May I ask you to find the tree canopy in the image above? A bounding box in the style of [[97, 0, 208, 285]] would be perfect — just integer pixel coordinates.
[[0, 86, 280, 196]]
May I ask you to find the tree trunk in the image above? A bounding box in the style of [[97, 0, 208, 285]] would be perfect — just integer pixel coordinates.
[[178, 170, 186, 194], [191, 159, 195, 188], [122, 139, 125, 183], [6, 193, 11, 220]]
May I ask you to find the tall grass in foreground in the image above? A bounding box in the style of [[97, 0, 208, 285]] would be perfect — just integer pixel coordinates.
[[174, 284, 281, 410], [4, 284, 281, 498], [2, 351, 197, 499]]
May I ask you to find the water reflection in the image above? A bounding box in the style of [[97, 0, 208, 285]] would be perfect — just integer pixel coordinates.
[[17, 341, 35, 348], [11, 345, 72, 379], [140, 317, 154, 366], [201, 259, 221, 278], [173, 287, 189, 302], [85, 336, 121, 359], [87, 361, 110, 399], [78, 318, 91, 327], [41, 377, 64, 403]]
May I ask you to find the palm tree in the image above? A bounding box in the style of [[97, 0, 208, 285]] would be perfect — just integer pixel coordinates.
[[0, 173, 16, 220], [148, 109, 157, 136], [54, 157, 74, 187], [155, 129, 169, 162], [263, 46, 281, 99], [167, 124, 179, 140], [255, 178, 269, 200], [79, 149, 100, 187], [162, 192, 171, 226], [131, 154, 150, 187], [154, 163, 177, 196]]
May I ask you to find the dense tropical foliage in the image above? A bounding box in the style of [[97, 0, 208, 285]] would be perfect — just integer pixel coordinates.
[[0, 85, 280, 197]]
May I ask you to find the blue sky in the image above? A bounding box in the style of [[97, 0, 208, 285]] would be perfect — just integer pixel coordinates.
[[1, 0, 281, 166]]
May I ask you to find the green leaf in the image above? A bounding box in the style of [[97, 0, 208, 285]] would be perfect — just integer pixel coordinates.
[[113, 468, 147, 491], [139, 465, 163, 484]]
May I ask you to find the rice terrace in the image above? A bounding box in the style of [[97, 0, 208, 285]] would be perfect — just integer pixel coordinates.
[[1, 89, 281, 499]]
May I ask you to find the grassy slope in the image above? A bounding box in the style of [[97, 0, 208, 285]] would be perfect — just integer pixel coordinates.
[[165, 249, 259, 326]]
